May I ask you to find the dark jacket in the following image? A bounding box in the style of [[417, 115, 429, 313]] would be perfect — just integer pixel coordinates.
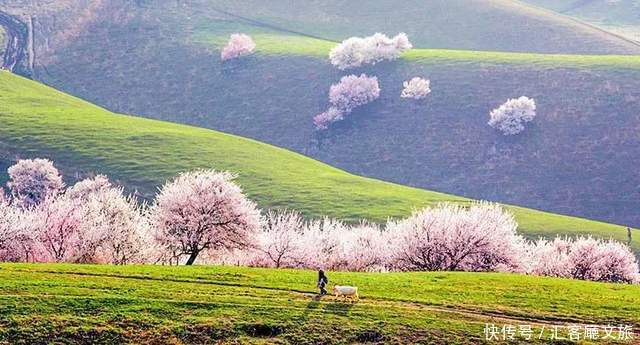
[[317, 271, 328, 287]]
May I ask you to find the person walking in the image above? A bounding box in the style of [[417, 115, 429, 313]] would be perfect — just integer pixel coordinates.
[[317, 270, 329, 295]]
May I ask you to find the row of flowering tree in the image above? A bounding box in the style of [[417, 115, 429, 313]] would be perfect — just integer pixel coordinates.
[[0, 159, 637, 283]]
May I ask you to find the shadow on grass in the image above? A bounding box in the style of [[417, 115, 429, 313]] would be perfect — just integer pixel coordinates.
[[324, 300, 355, 317]]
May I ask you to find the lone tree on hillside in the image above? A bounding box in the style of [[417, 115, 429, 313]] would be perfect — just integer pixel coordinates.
[[314, 74, 381, 130], [401, 77, 431, 100], [7, 158, 65, 208], [150, 170, 261, 265], [488, 96, 536, 135], [329, 33, 412, 70], [221, 33, 256, 62]]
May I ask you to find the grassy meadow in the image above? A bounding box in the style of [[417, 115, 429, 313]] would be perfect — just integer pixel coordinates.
[[0, 263, 638, 344]]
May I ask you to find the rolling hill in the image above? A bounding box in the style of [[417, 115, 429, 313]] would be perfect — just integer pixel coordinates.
[[1, 1, 640, 226], [27, 11, 640, 230], [0, 70, 635, 251], [1, 263, 639, 344]]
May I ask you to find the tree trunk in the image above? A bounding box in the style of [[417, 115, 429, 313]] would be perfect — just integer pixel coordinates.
[[185, 251, 199, 265]]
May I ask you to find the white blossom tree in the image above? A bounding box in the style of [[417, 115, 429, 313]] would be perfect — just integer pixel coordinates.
[[330, 33, 412, 70], [78, 186, 150, 264], [314, 74, 380, 130], [7, 159, 65, 208], [401, 77, 431, 100], [387, 202, 524, 272], [527, 236, 639, 283], [221, 33, 256, 61], [150, 170, 261, 265], [0, 201, 23, 261], [488, 96, 537, 135], [250, 210, 305, 268]]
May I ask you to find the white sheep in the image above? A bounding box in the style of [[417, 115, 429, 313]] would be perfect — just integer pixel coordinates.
[[332, 285, 359, 301]]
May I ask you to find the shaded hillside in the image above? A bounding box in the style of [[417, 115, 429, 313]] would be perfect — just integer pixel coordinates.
[[204, 0, 640, 54], [29, 4, 640, 228], [0, 71, 635, 250]]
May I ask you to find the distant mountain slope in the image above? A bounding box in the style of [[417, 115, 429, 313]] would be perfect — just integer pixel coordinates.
[[203, 0, 640, 54], [521, 0, 640, 42], [0, 70, 634, 250]]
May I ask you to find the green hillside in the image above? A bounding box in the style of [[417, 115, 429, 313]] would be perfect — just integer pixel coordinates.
[[1, 264, 638, 344], [0, 70, 635, 249]]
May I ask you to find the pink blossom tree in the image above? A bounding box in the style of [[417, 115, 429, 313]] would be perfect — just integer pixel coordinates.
[[221, 33, 256, 61], [568, 237, 638, 283], [0, 201, 22, 261], [387, 202, 524, 272], [329, 33, 413, 70], [249, 210, 305, 268], [401, 77, 431, 100], [7, 158, 65, 208], [332, 222, 389, 272], [488, 96, 537, 135], [150, 170, 261, 265], [527, 237, 572, 278], [527, 236, 639, 283], [30, 195, 84, 262], [314, 74, 380, 130], [313, 107, 344, 131]]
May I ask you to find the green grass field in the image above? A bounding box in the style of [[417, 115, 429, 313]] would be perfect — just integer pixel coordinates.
[[0, 263, 638, 344], [0, 70, 635, 250]]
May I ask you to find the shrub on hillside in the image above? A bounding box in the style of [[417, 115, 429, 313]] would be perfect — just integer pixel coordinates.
[[7, 159, 64, 208], [488, 96, 537, 135], [221, 33, 256, 61], [150, 170, 261, 265], [329, 33, 412, 70], [314, 74, 380, 130], [401, 77, 431, 99]]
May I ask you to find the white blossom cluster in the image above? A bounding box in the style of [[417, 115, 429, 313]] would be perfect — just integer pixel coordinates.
[[401, 77, 431, 99], [329, 32, 412, 70], [488, 96, 537, 135], [220, 33, 256, 61]]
